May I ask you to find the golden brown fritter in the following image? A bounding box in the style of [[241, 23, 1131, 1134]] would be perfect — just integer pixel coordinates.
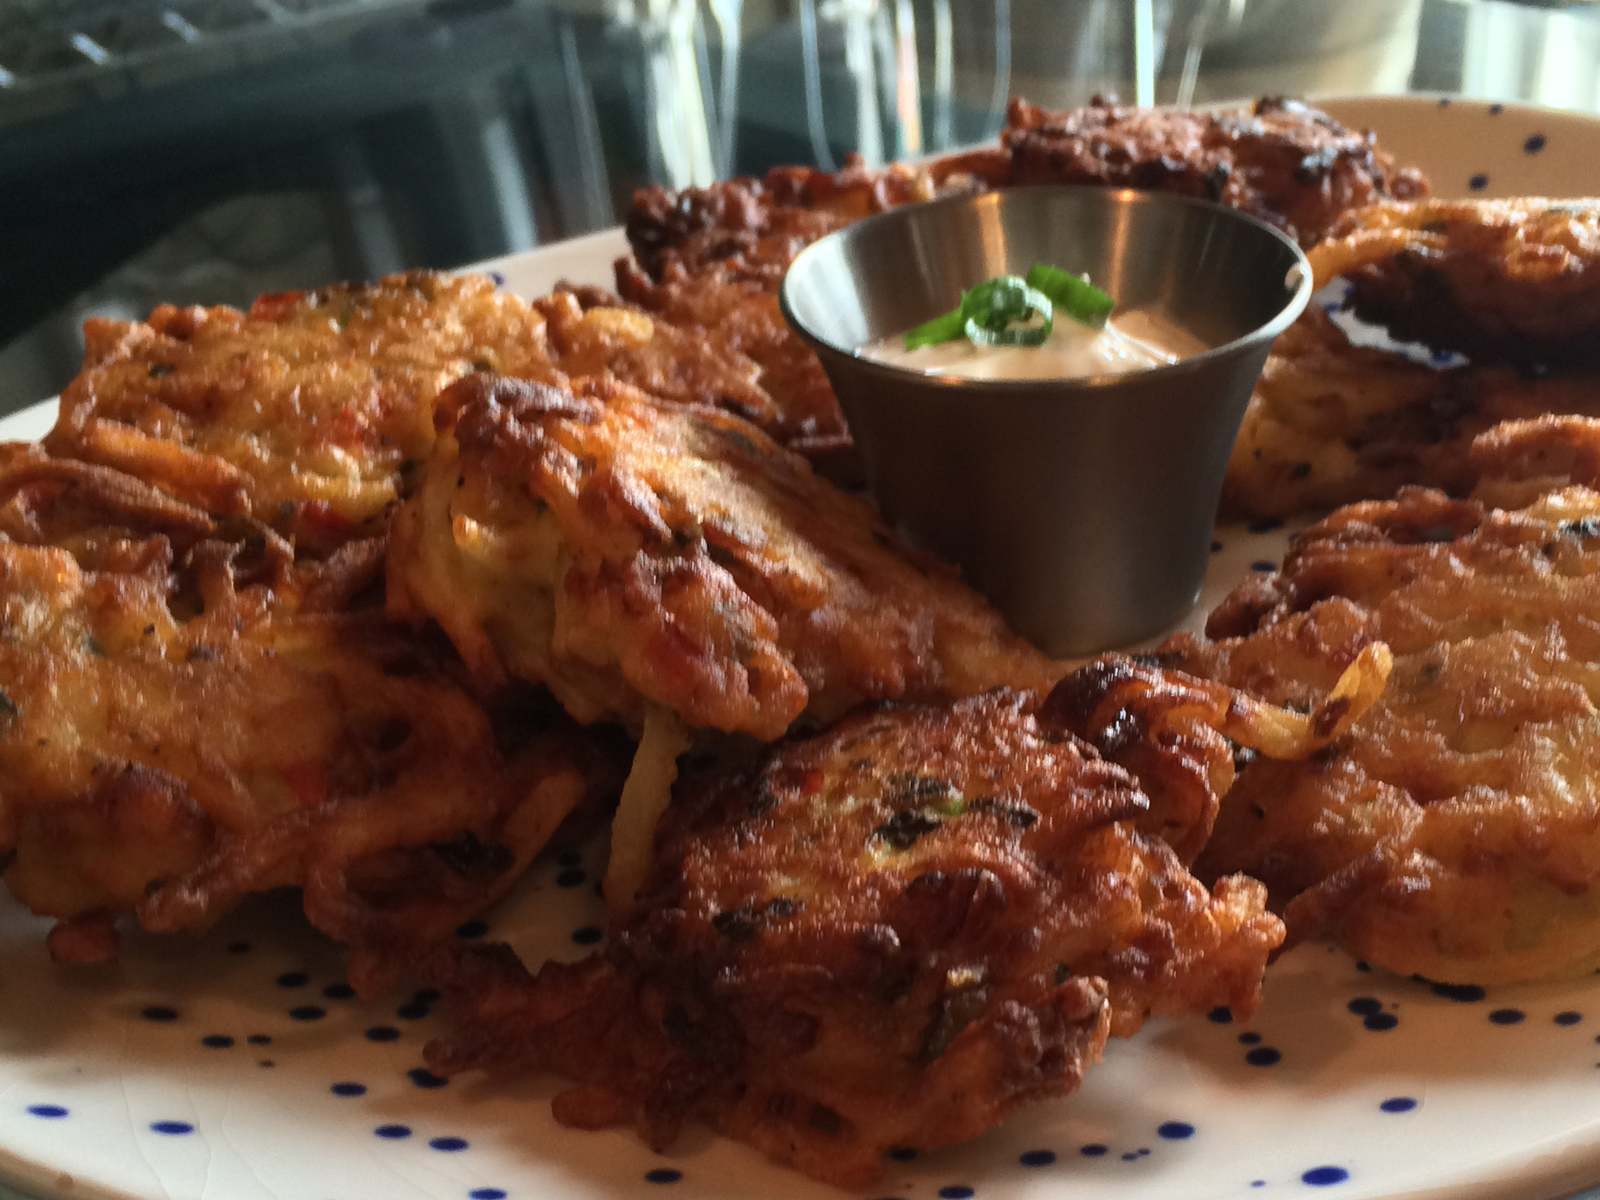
[[0, 448, 621, 992], [1222, 306, 1600, 518], [623, 156, 947, 286], [532, 287, 786, 432], [1326, 198, 1600, 367], [44, 271, 560, 557], [387, 372, 1058, 741], [1003, 95, 1428, 249], [613, 257, 848, 453], [426, 684, 1291, 1188], [1170, 423, 1600, 983]]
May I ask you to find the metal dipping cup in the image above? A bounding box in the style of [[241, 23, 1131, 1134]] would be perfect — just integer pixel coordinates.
[[779, 184, 1312, 656]]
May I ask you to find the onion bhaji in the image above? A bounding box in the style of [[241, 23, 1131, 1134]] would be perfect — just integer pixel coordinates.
[[426, 683, 1286, 1187], [0, 447, 623, 992], [43, 271, 561, 557], [1223, 306, 1600, 518], [1170, 418, 1600, 984], [425, 655, 1385, 1186], [387, 372, 1058, 742], [1325, 198, 1600, 367]]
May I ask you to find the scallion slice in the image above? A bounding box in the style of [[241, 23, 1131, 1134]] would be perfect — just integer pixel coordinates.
[[1024, 263, 1115, 327], [899, 263, 1113, 350]]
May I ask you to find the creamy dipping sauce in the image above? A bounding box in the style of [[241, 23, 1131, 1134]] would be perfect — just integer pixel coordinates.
[[860, 308, 1208, 380]]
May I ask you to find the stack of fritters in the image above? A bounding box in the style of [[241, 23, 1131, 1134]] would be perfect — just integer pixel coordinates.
[[1171, 417, 1600, 985], [0, 273, 629, 992], [17, 91, 1599, 1190], [1225, 198, 1600, 518]]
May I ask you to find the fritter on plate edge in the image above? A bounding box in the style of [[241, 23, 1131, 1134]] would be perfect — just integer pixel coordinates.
[[1177, 417, 1600, 984], [0, 445, 625, 993]]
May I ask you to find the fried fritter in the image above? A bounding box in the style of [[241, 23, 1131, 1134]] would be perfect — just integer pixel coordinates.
[[532, 287, 787, 432], [1222, 306, 1600, 518], [1171, 422, 1600, 983], [0, 448, 620, 992], [624, 156, 946, 286], [425, 683, 1293, 1188], [44, 271, 560, 557], [1326, 198, 1600, 367], [1002, 96, 1428, 249], [387, 372, 1058, 742], [613, 256, 849, 452]]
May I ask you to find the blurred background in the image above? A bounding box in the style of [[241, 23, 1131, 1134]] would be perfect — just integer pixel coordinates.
[[1, 0, 1597, 409]]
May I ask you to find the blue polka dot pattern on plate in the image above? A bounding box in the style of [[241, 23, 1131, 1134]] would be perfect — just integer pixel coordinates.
[[1526, 133, 1547, 153], [431, 1136, 469, 1152], [1081, 1144, 1108, 1157], [1469, 173, 1489, 191], [1555, 1011, 1582, 1026], [375, 1124, 412, 1139], [1348, 998, 1382, 1016], [571, 925, 603, 946], [1380, 1097, 1417, 1113], [141, 1005, 179, 1022], [150, 1121, 193, 1135], [276, 971, 309, 988], [288, 1005, 326, 1022], [555, 868, 586, 888], [1158, 1122, 1195, 1140], [201, 1034, 233, 1049], [1251, 560, 1277, 573], [1239, 1032, 1261, 1045], [1364, 1013, 1399, 1032], [1303, 1166, 1350, 1186], [488, 271, 506, 286], [1246, 1047, 1282, 1066], [938, 1187, 975, 1199], [886, 1147, 918, 1162], [323, 983, 356, 1000], [644, 1168, 682, 1184], [1019, 1150, 1056, 1167], [470, 1191, 507, 1200], [247, 1034, 271, 1045], [330, 1082, 367, 1097], [1489, 1008, 1525, 1026], [396, 1001, 430, 1020], [1207, 1006, 1232, 1023], [26, 1105, 67, 1119], [408, 1068, 448, 1089]]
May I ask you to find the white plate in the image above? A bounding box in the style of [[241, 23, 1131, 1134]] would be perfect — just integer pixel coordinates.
[[4, 95, 1600, 1200]]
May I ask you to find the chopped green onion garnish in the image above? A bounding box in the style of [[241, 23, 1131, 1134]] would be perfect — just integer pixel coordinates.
[[1024, 263, 1115, 327], [903, 308, 966, 349], [900, 263, 1114, 350]]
